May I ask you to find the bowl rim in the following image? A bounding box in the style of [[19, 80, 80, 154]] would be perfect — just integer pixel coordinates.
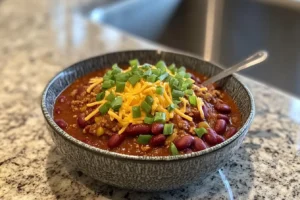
[[41, 50, 255, 162]]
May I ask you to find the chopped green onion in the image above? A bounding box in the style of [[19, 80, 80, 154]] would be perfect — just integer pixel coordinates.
[[163, 123, 174, 135], [185, 79, 194, 87], [112, 63, 121, 74], [102, 80, 114, 89], [147, 74, 157, 82], [132, 106, 141, 118], [184, 73, 192, 78], [185, 89, 194, 96], [167, 104, 176, 112], [105, 92, 115, 102], [181, 82, 190, 90], [164, 76, 171, 82], [152, 68, 161, 76], [189, 95, 197, 106], [158, 72, 169, 81], [115, 73, 129, 82], [96, 92, 105, 101], [145, 95, 154, 105], [143, 69, 152, 76], [170, 142, 179, 155], [175, 73, 184, 80], [129, 59, 139, 67], [137, 135, 152, 144], [144, 116, 154, 124], [178, 66, 186, 72], [178, 71, 186, 77], [154, 112, 166, 123], [116, 81, 126, 92], [168, 64, 176, 74], [142, 63, 152, 69], [111, 96, 122, 111], [133, 69, 143, 77], [195, 127, 207, 138], [141, 101, 152, 113], [172, 99, 181, 105], [169, 78, 179, 89], [156, 60, 167, 68], [128, 74, 140, 86], [99, 102, 111, 115], [172, 90, 184, 98], [156, 86, 164, 95]]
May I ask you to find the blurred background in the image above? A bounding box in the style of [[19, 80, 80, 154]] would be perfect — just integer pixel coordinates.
[[78, 0, 300, 97]]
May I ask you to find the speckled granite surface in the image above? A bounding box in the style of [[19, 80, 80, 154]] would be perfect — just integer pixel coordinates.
[[0, 0, 299, 199]]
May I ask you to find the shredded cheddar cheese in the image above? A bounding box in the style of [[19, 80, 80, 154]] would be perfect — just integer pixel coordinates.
[[84, 63, 207, 134]]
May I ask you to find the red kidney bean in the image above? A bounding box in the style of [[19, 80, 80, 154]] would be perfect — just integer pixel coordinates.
[[215, 103, 231, 114], [174, 135, 195, 150], [57, 96, 67, 103], [217, 114, 230, 123], [150, 134, 166, 147], [107, 134, 125, 148], [214, 119, 227, 135], [54, 107, 62, 115], [125, 124, 151, 136], [215, 134, 225, 144], [77, 113, 88, 128], [193, 137, 207, 151], [202, 105, 208, 119], [151, 123, 164, 135], [224, 127, 237, 139], [202, 128, 218, 145], [55, 119, 67, 129]]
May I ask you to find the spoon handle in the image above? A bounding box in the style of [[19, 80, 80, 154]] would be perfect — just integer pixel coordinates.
[[202, 50, 268, 86]]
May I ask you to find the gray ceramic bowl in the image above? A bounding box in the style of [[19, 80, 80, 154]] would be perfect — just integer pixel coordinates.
[[41, 50, 255, 191]]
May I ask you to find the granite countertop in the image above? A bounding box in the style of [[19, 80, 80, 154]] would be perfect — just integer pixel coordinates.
[[0, 0, 299, 199]]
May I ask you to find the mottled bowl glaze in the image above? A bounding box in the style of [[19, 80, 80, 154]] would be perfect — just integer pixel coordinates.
[[41, 50, 255, 191]]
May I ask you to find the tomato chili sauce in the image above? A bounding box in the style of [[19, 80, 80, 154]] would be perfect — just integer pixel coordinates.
[[54, 60, 241, 156]]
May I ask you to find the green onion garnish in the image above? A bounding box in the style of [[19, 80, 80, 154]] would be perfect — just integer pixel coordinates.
[[170, 142, 179, 155], [167, 104, 176, 112], [158, 72, 169, 81], [143, 69, 152, 76], [195, 127, 207, 138], [137, 135, 152, 144], [132, 106, 141, 118], [172, 90, 184, 98], [116, 81, 126, 92], [189, 95, 197, 106], [144, 116, 154, 124], [128, 74, 140, 86], [163, 123, 174, 135], [105, 92, 115, 102], [147, 74, 157, 82], [185, 89, 194, 96], [145, 95, 154, 105], [129, 59, 139, 67], [154, 112, 166, 123], [141, 101, 152, 113], [96, 92, 105, 101], [102, 80, 114, 89], [111, 96, 122, 111], [99, 102, 111, 115], [156, 86, 164, 95]]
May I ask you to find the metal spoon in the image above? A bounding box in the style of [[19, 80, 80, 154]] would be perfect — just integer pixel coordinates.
[[202, 50, 268, 86]]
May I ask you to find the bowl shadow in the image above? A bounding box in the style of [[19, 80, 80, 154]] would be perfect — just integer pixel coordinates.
[[46, 144, 255, 200]]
